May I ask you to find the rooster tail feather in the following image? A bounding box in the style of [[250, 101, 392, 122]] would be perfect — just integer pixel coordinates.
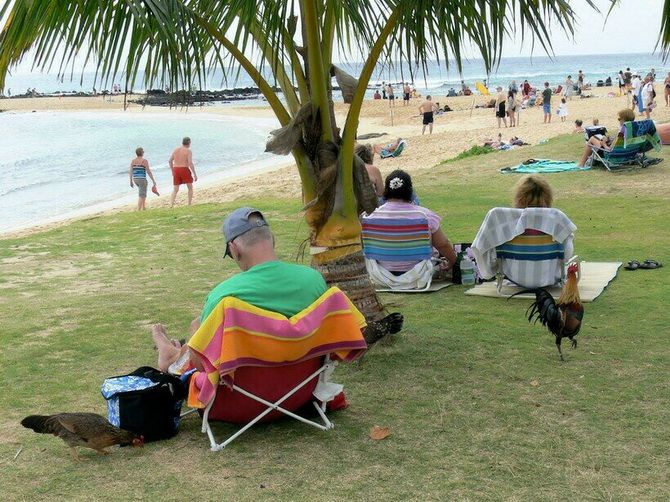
[[508, 289, 542, 300], [21, 415, 54, 434]]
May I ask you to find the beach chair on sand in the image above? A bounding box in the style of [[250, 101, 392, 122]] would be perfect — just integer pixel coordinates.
[[586, 120, 662, 171], [184, 289, 367, 451], [380, 139, 406, 159], [362, 210, 448, 292], [471, 207, 577, 294]]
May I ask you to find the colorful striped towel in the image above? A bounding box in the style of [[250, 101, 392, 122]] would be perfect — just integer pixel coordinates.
[[362, 216, 432, 262], [622, 120, 662, 150], [187, 287, 367, 408], [501, 159, 590, 174]]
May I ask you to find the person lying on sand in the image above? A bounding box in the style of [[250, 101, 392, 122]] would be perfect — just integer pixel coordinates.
[[374, 138, 402, 155]]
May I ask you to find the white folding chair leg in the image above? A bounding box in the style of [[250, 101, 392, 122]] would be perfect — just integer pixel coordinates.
[[201, 363, 334, 452]]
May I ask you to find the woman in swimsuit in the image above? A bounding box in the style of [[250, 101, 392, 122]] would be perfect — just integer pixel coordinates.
[[664, 72, 670, 107], [129, 147, 158, 211]]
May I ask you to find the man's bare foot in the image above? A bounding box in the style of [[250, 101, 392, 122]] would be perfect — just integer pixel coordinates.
[[151, 324, 182, 372]]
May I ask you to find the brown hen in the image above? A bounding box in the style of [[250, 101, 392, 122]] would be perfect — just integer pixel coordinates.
[[21, 412, 143, 460]]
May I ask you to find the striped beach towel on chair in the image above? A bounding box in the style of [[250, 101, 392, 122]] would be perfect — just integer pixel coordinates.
[[186, 287, 367, 408], [361, 214, 432, 263]]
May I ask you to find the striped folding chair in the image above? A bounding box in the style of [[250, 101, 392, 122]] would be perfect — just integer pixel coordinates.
[[587, 119, 662, 171], [361, 210, 436, 291], [495, 229, 576, 292]]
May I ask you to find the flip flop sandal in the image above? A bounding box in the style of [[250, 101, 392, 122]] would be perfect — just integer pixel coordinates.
[[624, 260, 640, 270], [639, 259, 663, 269]]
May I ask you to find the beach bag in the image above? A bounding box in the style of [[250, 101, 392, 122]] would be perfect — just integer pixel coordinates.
[[101, 366, 188, 442]]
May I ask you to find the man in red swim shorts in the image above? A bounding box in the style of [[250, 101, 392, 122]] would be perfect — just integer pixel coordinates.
[[169, 136, 198, 207]]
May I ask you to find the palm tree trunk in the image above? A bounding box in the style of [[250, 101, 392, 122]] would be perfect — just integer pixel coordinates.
[[311, 250, 386, 323]]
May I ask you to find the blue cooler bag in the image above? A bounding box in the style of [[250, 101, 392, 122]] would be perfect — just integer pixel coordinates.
[[101, 366, 188, 442]]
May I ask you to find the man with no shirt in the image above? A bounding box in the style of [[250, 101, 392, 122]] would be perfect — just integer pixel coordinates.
[[419, 95, 438, 135], [169, 136, 198, 207]]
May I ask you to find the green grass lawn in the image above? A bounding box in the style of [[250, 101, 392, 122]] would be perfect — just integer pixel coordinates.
[[1, 134, 669, 500]]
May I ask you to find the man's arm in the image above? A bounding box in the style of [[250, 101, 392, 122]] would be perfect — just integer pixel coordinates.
[[129, 162, 134, 187], [168, 151, 174, 170], [188, 150, 197, 181]]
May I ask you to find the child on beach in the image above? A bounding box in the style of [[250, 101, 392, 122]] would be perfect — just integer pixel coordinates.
[[573, 119, 584, 133], [557, 98, 568, 122], [129, 147, 157, 211]]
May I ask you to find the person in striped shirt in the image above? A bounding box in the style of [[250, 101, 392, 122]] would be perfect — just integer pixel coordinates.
[[129, 147, 157, 211]]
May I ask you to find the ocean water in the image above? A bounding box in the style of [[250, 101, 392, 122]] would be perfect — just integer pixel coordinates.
[[0, 111, 280, 233], [1, 52, 666, 233], [2, 53, 666, 96]]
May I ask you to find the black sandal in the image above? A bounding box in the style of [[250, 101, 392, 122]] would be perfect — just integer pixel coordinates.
[[624, 260, 640, 270], [639, 259, 663, 269]]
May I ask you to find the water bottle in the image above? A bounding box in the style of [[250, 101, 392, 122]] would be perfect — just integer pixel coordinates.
[[460, 257, 476, 286]]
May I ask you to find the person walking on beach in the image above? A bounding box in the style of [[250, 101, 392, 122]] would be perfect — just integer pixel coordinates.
[[664, 72, 670, 107], [557, 98, 568, 122], [564, 75, 574, 100], [623, 68, 632, 91], [129, 147, 158, 211], [506, 90, 518, 127], [381, 81, 386, 99], [403, 83, 411, 106], [419, 95, 438, 135], [642, 76, 656, 119], [495, 86, 507, 128], [542, 82, 552, 124], [577, 70, 584, 91], [387, 83, 395, 106], [631, 73, 641, 111], [169, 137, 198, 207], [618, 71, 626, 96]]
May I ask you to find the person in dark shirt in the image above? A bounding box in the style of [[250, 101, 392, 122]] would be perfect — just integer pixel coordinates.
[[542, 82, 552, 124]]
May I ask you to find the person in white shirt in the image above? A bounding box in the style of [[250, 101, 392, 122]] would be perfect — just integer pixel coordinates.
[[630, 74, 642, 111], [641, 76, 656, 119]]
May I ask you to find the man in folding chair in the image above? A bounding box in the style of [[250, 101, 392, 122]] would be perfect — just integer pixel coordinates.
[[152, 207, 367, 451]]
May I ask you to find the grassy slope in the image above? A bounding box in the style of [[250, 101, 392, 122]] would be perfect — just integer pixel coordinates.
[[1, 134, 668, 500]]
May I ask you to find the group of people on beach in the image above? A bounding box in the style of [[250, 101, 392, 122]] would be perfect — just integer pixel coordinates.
[[373, 82, 417, 105], [129, 137, 198, 210]]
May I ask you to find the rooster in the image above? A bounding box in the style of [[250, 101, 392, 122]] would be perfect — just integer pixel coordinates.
[[513, 263, 584, 360], [21, 412, 143, 461]]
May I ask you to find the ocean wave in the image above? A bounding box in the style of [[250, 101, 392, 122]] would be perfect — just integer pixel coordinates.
[[0, 179, 54, 197]]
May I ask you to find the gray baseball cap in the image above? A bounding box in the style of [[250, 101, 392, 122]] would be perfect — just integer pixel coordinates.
[[223, 207, 269, 257]]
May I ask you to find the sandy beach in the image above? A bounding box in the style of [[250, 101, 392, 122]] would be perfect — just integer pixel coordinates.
[[2, 86, 668, 237]]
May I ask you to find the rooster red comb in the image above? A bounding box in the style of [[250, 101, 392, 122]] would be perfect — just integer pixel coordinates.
[[568, 263, 579, 275]]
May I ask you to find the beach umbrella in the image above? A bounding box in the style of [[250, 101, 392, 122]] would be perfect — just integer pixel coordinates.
[[470, 81, 490, 117]]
